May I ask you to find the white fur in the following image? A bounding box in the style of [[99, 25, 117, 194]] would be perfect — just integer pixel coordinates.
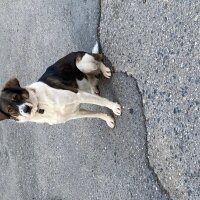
[[17, 82, 121, 128], [76, 78, 93, 93], [76, 53, 112, 79], [92, 41, 99, 54], [18, 103, 32, 117], [76, 54, 99, 73]]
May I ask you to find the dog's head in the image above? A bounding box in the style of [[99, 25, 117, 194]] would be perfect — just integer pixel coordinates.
[[0, 78, 36, 121]]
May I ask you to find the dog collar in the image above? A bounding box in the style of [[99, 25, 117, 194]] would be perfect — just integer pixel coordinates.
[[38, 109, 45, 114]]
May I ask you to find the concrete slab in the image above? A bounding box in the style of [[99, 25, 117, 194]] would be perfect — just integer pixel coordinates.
[[100, 0, 200, 199], [0, 0, 169, 199]]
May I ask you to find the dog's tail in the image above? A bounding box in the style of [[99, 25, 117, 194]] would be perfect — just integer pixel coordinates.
[[92, 41, 99, 54]]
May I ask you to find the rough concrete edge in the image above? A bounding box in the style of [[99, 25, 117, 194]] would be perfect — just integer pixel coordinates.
[[97, 0, 172, 199], [134, 74, 172, 200], [115, 71, 172, 200]]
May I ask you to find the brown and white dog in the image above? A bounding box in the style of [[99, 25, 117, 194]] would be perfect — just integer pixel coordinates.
[[0, 43, 121, 128]]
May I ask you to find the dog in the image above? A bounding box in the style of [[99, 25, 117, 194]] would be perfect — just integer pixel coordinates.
[[0, 43, 121, 128]]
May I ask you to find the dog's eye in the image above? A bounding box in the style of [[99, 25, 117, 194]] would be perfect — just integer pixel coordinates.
[[7, 105, 14, 113], [22, 91, 29, 99], [12, 94, 18, 101]]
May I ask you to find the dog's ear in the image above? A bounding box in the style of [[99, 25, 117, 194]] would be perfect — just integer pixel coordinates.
[[3, 78, 21, 90], [0, 110, 10, 121]]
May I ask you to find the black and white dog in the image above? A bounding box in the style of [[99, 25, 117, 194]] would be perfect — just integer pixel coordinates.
[[0, 43, 121, 128]]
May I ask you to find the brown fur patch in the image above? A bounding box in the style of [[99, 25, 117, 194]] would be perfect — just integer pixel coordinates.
[[92, 53, 103, 62], [76, 55, 82, 64], [0, 84, 30, 120], [4, 78, 20, 90]]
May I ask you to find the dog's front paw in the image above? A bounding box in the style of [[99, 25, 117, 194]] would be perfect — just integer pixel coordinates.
[[106, 116, 115, 128], [112, 103, 122, 116]]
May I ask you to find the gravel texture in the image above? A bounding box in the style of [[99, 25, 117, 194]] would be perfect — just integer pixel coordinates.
[[100, 0, 200, 199], [0, 0, 170, 199]]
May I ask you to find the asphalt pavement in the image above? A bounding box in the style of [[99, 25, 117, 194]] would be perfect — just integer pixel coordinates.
[[0, 0, 199, 200], [100, 0, 199, 199]]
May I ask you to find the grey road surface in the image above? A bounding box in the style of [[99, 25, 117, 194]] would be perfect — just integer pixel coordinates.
[[100, 0, 199, 199], [0, 0, 199, 200], [0, 0, 169, 200]]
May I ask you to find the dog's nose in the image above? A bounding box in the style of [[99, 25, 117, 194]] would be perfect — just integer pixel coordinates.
[[24, 105, 32, 114]]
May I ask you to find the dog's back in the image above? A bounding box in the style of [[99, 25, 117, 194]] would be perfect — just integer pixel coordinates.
[[38, 52, 87, 93]]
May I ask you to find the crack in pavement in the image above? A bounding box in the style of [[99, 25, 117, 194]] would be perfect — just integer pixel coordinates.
[[97, 0, 172, 198], [115, 72, 172, 199], [135, 76, 172, 200]]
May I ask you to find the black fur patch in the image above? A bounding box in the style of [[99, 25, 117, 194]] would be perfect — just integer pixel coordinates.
[[0, 110, 10, 120], [91, 53, 103, 62], [38, 52, 87, 93], [0, 85, 30, 120]]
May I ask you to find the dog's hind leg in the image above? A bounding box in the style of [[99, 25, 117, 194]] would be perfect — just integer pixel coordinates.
[[76, 53, 112, 79], [76, 54, 99, 74], [67, 109, 115, 128], [86, 74, 100, 95], [99, 62, 111, 78]]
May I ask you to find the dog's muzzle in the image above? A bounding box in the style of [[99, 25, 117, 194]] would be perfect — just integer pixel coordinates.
[[23, 105, 32, 114], [18, 103, 33, 116]]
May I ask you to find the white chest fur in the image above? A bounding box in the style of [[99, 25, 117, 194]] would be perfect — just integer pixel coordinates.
[[19, 82, 80, 124]]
